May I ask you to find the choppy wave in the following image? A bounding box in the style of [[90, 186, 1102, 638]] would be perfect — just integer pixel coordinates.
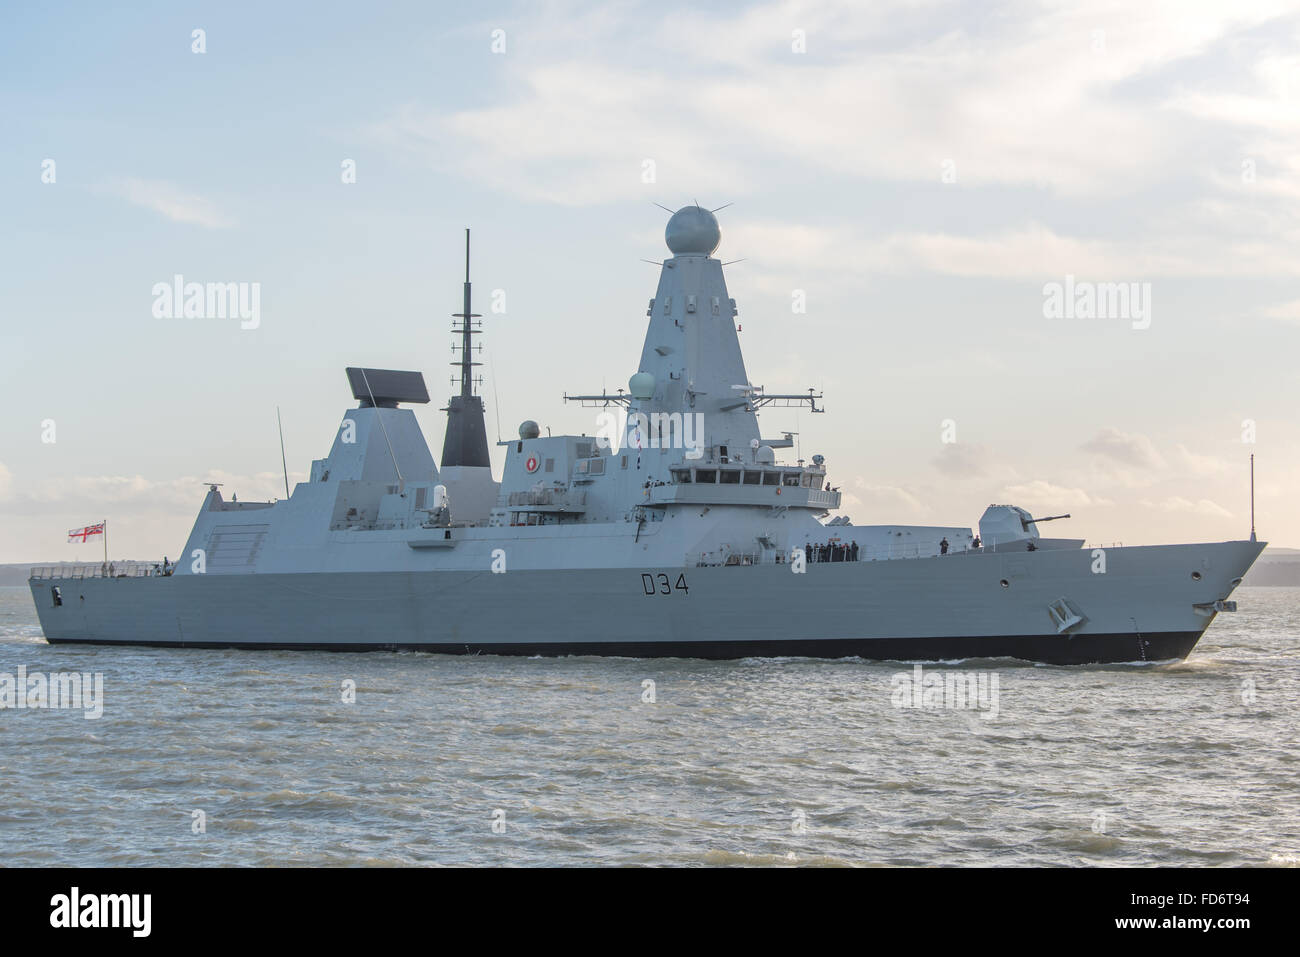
[[0, 585, 1296, 866]]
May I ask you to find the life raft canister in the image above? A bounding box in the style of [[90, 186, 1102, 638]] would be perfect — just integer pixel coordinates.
[[525, 454, 540, 473]]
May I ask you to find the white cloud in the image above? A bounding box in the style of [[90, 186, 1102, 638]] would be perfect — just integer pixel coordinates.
[[395, 1, 1280, 197], [1140, 496, 1233, 518], [725, 221, 1300, 280], [370, 0, 1300, 280], [1081, 428, 1166, 469], [116, 178, 234, 229], [1262, 298, 1300, 322], [850, 477, 925, 514], [1000, 480, 1112, 509], [16, 470, 304, 509], [932, 443, 992, 478], [1172, 444, 1236, 477]]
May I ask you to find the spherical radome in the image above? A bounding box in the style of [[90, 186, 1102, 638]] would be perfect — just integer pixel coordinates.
[[629, 372, 656, 400], [665, 205, 721, 256], [518, 419, 540, 439]]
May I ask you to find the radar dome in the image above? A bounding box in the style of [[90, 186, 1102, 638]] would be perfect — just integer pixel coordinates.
[[665, 205, 721, 256], [518, 420, 540, 439], [628, 372, 656, 400]]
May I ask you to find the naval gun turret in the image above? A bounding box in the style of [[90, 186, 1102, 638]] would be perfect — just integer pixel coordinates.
[[978, 505, 1084, 552]]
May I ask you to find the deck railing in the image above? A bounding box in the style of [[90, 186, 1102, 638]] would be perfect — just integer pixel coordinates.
[[29, 563, 170, 580], [688, 541, 969, 567], [691, 549, 771, 567], [507, 488, 587, 509], [687, 539, 1119, 568]]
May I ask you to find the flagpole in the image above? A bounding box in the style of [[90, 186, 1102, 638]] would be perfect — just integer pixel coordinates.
[[1250, 455, 1256, 543], [103, 518, 108, 567]]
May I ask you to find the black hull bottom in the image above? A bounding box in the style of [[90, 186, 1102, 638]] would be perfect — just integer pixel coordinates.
[[46, 630, 1204, 665]]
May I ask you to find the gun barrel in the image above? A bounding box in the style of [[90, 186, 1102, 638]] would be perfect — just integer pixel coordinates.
[[1026, 513, 1071, 524]]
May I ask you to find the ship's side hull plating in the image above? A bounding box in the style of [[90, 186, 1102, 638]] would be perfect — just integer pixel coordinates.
[[41, 630, 1203, 665], [30, 540, 1260, 665]]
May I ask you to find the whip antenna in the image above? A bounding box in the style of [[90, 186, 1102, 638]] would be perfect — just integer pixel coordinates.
[[276, 406, 290, 498]]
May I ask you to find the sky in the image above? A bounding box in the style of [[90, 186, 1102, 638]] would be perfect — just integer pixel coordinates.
[[1, 0, 1298, 562]]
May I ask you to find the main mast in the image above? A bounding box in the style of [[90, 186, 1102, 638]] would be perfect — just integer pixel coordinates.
[[440, 228, 491, 469], [562, 204, 822, 468]]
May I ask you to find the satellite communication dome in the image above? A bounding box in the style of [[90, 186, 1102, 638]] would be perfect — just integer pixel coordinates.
[[629, 371, 656, 400], [665, 205, 721, 256], [755, 445, 776, 464], [519, 420, 540, 439]]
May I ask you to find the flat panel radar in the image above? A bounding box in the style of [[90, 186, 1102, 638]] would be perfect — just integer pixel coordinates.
[[345, 367, 431, 407]]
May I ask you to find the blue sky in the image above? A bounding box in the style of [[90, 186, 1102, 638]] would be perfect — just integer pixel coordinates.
[[2, 0, 1298, 561]]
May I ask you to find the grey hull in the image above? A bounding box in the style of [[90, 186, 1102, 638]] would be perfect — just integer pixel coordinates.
[[30, 539, 1262, 665]]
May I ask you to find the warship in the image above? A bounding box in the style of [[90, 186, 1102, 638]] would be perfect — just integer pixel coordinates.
[[29, 206, 1263, 664]]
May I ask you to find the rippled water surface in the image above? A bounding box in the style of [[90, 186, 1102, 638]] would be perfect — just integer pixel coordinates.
[[1, 585, 1297, 866]]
